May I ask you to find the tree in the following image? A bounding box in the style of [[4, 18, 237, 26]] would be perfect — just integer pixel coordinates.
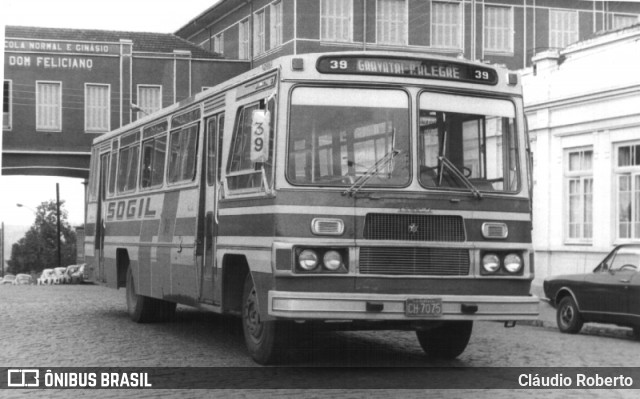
[[7, 200, 77, 274]]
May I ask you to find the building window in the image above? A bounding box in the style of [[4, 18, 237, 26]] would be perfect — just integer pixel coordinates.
[[254, 9, 266, 56], [616, 143, 640, 240], [549, 10, 578, 49], [137, 85, 162, 117], [612, 14, 638, 30], [36, 81, 62, 131], [3, 80, 11, 130], [431, 1, 462, 49], [484, 6, 513, 53], [271, 1, 283, 49], [239, 19, 250, 59], [85, 84, 110, 133], [213, 32, 224, 55], [377, 0, 407, 45], [565, 149, 593, 242], [320, 0, 353, 42]]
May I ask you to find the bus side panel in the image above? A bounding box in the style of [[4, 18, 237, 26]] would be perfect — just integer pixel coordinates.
[[136, 189, 199, 304], [83, 201, 98, 281], [102, 242, 119, 289]]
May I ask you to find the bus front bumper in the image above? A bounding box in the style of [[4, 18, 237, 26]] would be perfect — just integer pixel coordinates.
[[269, 291, 539, 321]]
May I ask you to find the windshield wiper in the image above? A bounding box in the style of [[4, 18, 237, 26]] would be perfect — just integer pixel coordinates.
[[343, 149, 401, 197], [438, 156, 483, 199]]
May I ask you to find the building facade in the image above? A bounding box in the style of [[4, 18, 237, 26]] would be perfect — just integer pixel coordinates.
[[2, 25, 249, 178], [176, 0, 640, 71], [522, 24, 640, 285]]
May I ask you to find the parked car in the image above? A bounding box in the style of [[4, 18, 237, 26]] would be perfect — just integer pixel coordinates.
[[1, 274, 16, 285], [38, 269, 57, 285], [54, 267, 70, 284], [543, 244, 640, 338], [67, 264, 85, 284], [12, 274, 33, 285]]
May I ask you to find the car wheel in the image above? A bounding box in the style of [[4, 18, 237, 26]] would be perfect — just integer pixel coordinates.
[[126, 267, 176, 323], [556, 296, 583, 334], [242, 273, 290, 364], [416, 321, 473, 359]]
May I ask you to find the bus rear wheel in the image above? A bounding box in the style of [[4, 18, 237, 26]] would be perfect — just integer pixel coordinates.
[[126, 267, 176, 323], [416, 321, 473, 359], [242, 273, 289, 364]]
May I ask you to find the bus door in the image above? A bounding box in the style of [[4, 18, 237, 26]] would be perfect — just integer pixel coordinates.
[[96, 152, 110, 282], [200, 113, 225, 304]]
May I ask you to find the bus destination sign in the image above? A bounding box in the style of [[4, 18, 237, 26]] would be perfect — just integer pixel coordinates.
[[316, 56, 498, 85]]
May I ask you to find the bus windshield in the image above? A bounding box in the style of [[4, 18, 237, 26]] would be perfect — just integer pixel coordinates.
[[418, 92, 519, 193], [287, 87, 410, 187]]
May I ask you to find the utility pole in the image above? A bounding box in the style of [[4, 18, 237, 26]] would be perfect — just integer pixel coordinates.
[[56, 183, 62, 267]]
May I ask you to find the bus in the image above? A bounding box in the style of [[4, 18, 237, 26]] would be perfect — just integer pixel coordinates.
[[84, 51, 538, 364]]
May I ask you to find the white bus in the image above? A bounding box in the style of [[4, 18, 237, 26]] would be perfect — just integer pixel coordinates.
[[84, 51, 538, 364]]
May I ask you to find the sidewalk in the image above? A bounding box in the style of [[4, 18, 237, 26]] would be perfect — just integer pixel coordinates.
[[526, 282, 636, 340]]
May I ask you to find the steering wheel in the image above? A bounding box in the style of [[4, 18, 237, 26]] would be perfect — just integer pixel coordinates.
[[619, 264, 638, 271]]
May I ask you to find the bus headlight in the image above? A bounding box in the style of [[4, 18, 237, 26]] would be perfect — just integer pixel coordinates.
[[298, 250, 319, 271], [323, 250, 343, 271], [481, 253, 500, 273], [504, 254, 523, 273]]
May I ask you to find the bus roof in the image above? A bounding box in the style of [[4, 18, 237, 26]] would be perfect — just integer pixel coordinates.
[[93, 51, 520, 146]]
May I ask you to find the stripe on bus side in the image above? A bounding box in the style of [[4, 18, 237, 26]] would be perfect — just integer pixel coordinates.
[[217, 212, 531, 243], [219, 205, 530, 221], [156, 191, 180, 297]]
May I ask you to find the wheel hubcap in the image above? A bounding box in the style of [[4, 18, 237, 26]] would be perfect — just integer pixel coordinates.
[[244, 287, 263, 341], [560, 304, 574, 326]]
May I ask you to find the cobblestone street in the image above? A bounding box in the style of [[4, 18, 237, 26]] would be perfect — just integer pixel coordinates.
[[0, 284, 638, 398]]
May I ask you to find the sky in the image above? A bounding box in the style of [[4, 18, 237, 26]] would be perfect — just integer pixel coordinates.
[[0, 0, 221, 244]]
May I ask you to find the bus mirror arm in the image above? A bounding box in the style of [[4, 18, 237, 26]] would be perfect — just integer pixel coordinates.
[[260, 166, 272, 195]]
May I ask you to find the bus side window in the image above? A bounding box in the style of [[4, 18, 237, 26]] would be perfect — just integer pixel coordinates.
[[227, 101, 274, 191], [117, 144, 140, 193], [167, 123, 199, 183], [140, 134, 167, 189], [108, 150, 118, 196], [206, 114, 225, 186]]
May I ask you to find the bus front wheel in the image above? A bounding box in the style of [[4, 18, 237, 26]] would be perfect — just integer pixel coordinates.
[[126, 267, 176, 323], [242, 273, 289, 364], [416, 321, 473, 359]]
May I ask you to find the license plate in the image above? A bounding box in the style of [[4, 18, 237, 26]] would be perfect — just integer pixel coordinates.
[[405, 298, 442, 317]]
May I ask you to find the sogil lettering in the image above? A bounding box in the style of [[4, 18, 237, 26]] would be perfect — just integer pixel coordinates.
[[106, 198, 156, 221]]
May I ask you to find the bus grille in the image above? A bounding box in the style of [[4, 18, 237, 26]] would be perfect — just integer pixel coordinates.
[[363, 214, 466, 242], [359, 247, 470, 276]]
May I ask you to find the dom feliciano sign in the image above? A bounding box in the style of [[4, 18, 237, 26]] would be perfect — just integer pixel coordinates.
[[5, 39, 119, 71]]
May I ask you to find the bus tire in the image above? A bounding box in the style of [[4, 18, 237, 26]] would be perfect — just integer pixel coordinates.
[[242, 273, 288, 364], [416, 321, 473, 359], [126, 267, 176, 323]]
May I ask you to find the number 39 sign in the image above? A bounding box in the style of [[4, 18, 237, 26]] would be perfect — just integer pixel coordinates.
[[250, 110, 270, 163]]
